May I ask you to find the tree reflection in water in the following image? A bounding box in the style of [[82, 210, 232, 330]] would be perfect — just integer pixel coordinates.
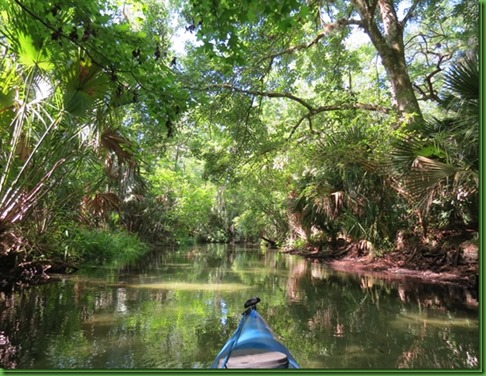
[[0, 244, 479, 369]]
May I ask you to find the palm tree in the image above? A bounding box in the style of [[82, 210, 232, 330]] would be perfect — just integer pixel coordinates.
[[391, 54, 479, 232], [0, 31, 141, 255], [289, 121, 405, 250]]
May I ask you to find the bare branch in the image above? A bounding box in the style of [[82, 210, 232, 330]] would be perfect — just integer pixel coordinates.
[[413, 53, 451, 102], [413, 83, 428, 100], [401, 0, 421, 26], [288, 115, 308, 140]]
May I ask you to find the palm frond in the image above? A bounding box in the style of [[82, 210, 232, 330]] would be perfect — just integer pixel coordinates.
[[16, 32, 54, 72], [81, 192, 121, 225], [442, 54, 479, 104], [400, 156, 460, 213], [101, 128, 135, 163], [63, 57, 110, 117]]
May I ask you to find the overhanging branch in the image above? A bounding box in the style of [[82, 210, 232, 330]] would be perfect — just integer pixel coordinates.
[[204, 84, 392, 139], [206, 84, 391, 114], [207, 84, 314, 111]]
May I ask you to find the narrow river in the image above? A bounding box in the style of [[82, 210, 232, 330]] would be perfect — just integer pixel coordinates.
[[0, 244, 479, 369]]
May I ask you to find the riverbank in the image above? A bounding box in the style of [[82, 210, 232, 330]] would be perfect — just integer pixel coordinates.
[[0, 227, 149, 292], [1, 228, 479, 294], [284, 229, 479, 291]]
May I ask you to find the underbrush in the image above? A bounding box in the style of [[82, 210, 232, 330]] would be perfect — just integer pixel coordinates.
[[64, 227, 149, 265]]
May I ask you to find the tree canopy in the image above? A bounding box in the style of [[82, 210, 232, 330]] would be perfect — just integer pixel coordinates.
[[0, 0, 479, 275]]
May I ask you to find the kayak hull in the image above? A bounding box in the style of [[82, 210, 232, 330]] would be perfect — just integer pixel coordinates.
[[210, 308, 299, 368]]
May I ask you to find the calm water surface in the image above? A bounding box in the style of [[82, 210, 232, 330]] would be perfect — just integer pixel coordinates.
[[0, 244, 479, 369]]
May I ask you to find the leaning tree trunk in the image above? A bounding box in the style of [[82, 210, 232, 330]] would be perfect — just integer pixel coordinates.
[[352, 0, 423, 127]]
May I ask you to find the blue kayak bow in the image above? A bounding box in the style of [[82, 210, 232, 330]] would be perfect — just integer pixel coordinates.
[[210, 297, 299, 369]]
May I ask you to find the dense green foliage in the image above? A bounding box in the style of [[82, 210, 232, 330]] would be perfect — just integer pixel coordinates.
[[0, 0, 479, 271], [171, 0, 479, 251], [0, 0, 184, 261], [63, 227, 149, 264]]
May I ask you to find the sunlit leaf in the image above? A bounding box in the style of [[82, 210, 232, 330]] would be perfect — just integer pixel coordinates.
[[17, 32, 53, 71]]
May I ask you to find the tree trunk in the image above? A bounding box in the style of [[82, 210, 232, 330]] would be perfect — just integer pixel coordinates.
[[352, 0, 423, 127]]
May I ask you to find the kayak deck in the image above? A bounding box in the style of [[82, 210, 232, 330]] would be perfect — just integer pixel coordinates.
[[218, 348, 289, 368]]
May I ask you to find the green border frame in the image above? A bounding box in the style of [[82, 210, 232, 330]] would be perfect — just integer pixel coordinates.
[[0, 367, 484, 375], [1, 1, 484, 376]]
